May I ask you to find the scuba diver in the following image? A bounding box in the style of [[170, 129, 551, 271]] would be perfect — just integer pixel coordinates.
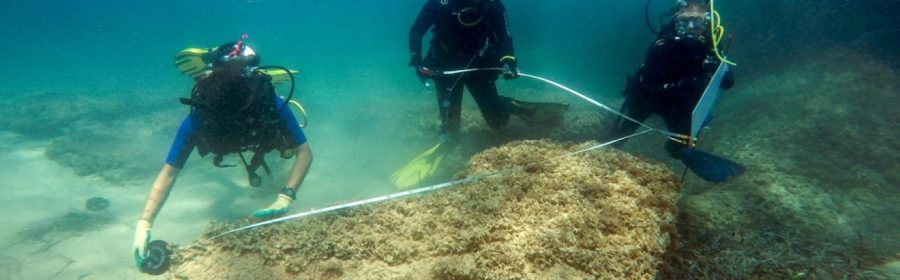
[[606, 0, 743, 182], [132, 37, 312, 272], [396, 0, 569, 189]]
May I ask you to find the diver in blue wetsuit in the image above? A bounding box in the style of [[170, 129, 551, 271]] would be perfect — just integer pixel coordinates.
[[132, 41, 312, 272], [606, 0, 743, 182]]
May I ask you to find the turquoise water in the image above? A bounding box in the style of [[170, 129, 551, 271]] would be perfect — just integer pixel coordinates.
[[1, 0, 650, 204], [1, 0, 897, 278]]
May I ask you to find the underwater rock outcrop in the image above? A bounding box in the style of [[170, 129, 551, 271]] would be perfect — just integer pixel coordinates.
[[171, 140, 681, 279], [0, 91, 179, 185], [657, 50, 900, 279]]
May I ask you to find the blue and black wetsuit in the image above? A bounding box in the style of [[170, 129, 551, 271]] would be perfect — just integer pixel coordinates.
[[609, 36, 734, 157], [409, 0, 517, 133], [165, 96, 306, 168]]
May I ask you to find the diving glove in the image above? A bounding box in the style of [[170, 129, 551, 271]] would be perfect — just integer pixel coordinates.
[[500, 56, 518, 79], [252, 193, 293, 218], [132, 219, 152, 270]]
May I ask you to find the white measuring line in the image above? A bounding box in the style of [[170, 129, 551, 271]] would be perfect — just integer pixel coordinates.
[[210, 69, 665, 238], [444, 68, 680, 139], [209, 172, 502, 240], [209, 128, 649, 239]]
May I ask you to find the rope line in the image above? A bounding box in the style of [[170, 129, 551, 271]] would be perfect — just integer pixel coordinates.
[[210, 68, 671, 238]]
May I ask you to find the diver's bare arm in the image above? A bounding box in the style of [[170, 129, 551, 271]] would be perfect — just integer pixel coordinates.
[[285, 143, 312, 191], [140, 164, 180, 223]]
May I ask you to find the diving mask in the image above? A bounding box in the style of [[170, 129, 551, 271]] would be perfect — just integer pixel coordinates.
[[674, 9, 710, 40], [219, 44, 257, 65], [214, 34, 260, 68]]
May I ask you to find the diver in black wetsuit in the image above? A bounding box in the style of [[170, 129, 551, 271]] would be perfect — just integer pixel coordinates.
[[408, 0, 568, 140], [608, 0, 743, 182]]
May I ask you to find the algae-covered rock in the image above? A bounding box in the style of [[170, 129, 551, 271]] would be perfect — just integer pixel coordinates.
[[172, 140, 681, 279], [661, 50, 900, 279]]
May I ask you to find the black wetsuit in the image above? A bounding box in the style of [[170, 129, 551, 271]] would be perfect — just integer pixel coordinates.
[[609, 36, 734, 157], [409, 0, 516, 133]]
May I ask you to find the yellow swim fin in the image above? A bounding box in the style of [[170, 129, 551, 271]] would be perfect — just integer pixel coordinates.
[[174, 47, 214, 81], [259, 68, 300, 87], [391, 143, 449, 189], [174, 47, 299, 86]]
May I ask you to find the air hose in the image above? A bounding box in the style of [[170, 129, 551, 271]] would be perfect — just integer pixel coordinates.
[[286, 99, 309, 128], [458, 7, 486, 27], [709, 0, 736, 65], [259, 65, 296, 110], [259, 65, 309, 127]]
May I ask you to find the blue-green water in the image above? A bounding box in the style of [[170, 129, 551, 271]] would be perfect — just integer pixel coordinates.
[[1, 0, 897, 278]]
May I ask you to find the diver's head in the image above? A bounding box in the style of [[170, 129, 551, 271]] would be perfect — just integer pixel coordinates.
[[672, 0, 710, 41], [211, 35, 260, 69]]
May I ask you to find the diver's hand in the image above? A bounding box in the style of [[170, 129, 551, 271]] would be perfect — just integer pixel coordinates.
[[252, 194, 293, 218], [415, 66, 443, 85], [132, 219, 152, 270], [410, 53, 433, 84], [415, 67, 430, 84], [501, 57, 519, 80]]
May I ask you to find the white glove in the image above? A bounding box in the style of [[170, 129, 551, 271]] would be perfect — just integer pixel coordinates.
[[133, 219, 152, 270], [252, 194, 293, 218]]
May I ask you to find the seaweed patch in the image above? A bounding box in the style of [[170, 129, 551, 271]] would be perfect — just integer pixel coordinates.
[[172, 140, 682, 279]]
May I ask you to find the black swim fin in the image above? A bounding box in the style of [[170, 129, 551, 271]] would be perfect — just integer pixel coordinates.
[[508, 100, 570, 124], [680, 148, 744, 182]]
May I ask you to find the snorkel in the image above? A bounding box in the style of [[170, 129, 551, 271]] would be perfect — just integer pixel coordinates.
[[259, 64, 296, 110]]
